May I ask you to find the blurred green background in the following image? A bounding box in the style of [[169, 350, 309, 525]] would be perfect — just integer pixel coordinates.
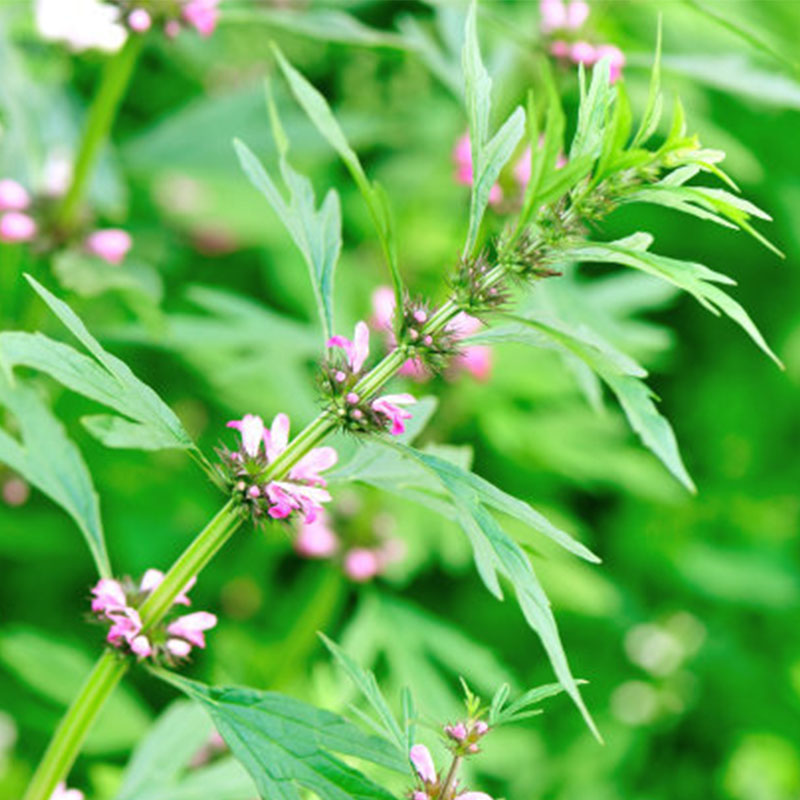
[[1, 2, 799, 799]]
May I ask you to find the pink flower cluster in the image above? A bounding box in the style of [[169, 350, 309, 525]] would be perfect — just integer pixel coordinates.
[[410, 740, 492, 800], [0, 179, 36, 243], [444, 718, 490, 754], [227, 412, 338, 523], [125, 1, 220, 38], [539, 0, 625, 83], [0, 176, 133, 263], [327, 321, 418, 435], [294, 509, 404, 582], [90, 569, 217, 660], [372, 287, 491, 382]]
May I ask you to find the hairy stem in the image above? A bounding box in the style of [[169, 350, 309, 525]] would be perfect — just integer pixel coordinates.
[[54, 37, 142, 233], [22, 650, 128, 800]]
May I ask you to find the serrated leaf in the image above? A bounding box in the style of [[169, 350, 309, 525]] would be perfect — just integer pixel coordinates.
[[563, 235, 782, 367], [3, 277, 196, 452], [474, 314, 695, 491], [234, 136, 341, 340], [319, 634, 406, 753], [158, 672, 408, 800], [0, 371, 109, 575], [374, 444, 601, 740], [461, 1, 525, 255], [272, 46, 404, 314]]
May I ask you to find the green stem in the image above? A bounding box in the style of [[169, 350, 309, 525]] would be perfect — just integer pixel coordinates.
[[138, 499, 243, 630], [23, 241, 520, 799], [22, 650, 128, 800], [54, 37, 142, 234]]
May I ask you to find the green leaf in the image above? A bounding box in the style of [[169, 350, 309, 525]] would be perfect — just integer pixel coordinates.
[[272, 46, 404, 316], [475, 314, 695, 491], [632, 20, 663, 147], [0, 627, 151, 753], [570, 59, 614, 160], [365, 445, 601, 740], [114, 701, 215, 800], [489, 682, 570, 726], [2, 276, 196, 452], [158, 672, 409, 800], [319, 634, 406, 753], [563, 234, 783, 367], [461, 1, 525, 255], [233, 136, 341, 341], [0, 371, 109, 575]]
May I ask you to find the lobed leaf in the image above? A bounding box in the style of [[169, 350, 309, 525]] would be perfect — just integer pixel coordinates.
[[159, 672, 408, 800], [0, 371, 109, 575]]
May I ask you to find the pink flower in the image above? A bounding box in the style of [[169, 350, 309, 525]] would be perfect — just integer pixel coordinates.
[[0, 179, 30, 211], [167, 611, 217, 649], [50, 783, 84, 800], [514, 140, 567, 190], [566, 1, 590, 29], [474, 720, 489, 735], [445, 722, 468, 741], [139, 568, 196, 606], [456, 794, 494, 800], [412, 793, 429, 800], [344, 548, 381, 582], [106, 605, 144, 648], [266, 481, 332, 524], [570, 40, 597, 66], [165, 638, 192, 658], [295, 512, 339, 558], [452, 133, 502, 207], [129, 634, 153, 658], [550, 39, 570, 59], [410, 744, 437, 784], [327, 321, 370, 373], [0, 212, 36, 242], [265, 412, 290, 463], [539, 0, 567, 33], [596, 43, 625, 83], [372, 393, 416, 435], [91, 578, 127, 613], [182, 0, 219, 37], [447, 313, 492, 381], [165, 19, 181, 38], [371, 286, 396, 331], [227, 413, 266, 458], [85, 228, 132, 265], [128, 9, 152, 32], [289, 446, 338, 486]]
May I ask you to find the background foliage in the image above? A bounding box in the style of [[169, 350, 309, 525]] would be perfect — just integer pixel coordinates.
[[1, 2, 799, 799]]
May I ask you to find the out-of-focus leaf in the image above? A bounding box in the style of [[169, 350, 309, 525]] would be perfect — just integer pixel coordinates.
[[474, 314, 695, 491], [121, 758, 255, 800], [0, 372, 108, 575], [52, 252, 163, 303], [319, 634, 406, 752], [158, 672, 409, 800], [115, 701, 214, 800], [273, 46, 404, 314], [461, 1, 524, 255], [234, 129, 341, 340], [0, 628, 150, 753], [489, 682, 570, 726], [0, 276, 196, 452], [563, 233, 782, 366]]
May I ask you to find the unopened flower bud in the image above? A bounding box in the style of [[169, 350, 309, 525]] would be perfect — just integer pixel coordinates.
[[335, 371, 347, 383], [247, 485, 261, 499], [474, 720, 489, 736], [409, 328, 419, 340], [351, 409, 363, 420], [85, 228, 132, 265], [423, 335, 433, 346], [346, 392, 359, 404], [413, 309, 427, 323], [344, 548, 380, 582]]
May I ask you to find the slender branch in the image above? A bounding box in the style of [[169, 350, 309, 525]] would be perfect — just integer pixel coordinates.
[[440, 754, 463, 800], [54, 37, 142, 234], [21, 650, 128, 800]]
